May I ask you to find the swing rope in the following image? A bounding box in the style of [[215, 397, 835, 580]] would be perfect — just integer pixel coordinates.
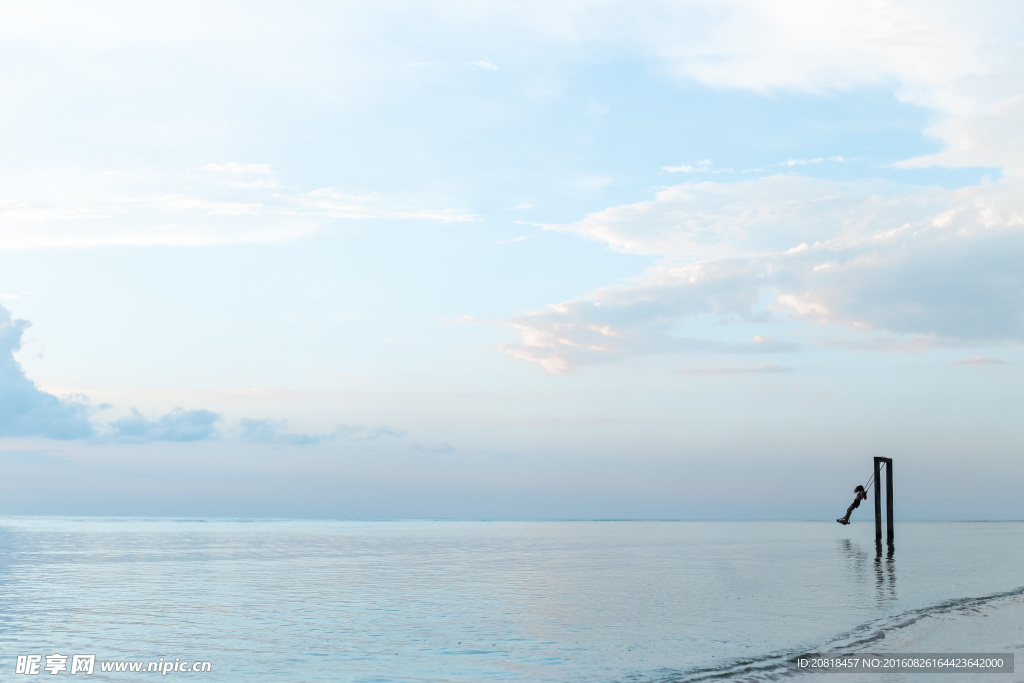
[[863, 462, 884, 493]]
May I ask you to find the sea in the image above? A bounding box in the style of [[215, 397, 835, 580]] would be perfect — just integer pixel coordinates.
[[0, 518, 1021, 682]]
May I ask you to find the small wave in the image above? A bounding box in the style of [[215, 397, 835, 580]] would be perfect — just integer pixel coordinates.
[[629, 585, 1024, 683]]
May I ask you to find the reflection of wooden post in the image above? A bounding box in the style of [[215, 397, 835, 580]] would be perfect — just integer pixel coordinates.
[[874, 457, 893, 541], [886, 459, 894, 542], [874, 457, 883, 541]]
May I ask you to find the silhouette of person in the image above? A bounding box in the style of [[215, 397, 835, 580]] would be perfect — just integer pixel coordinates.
[[837, 485, 868, 525]]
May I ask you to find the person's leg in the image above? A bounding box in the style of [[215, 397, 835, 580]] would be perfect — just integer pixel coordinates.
[[838, 502, 856, 524]]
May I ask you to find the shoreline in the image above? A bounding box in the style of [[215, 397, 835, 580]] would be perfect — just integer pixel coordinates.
[[677, 590, 1024, 682], [831, 592, 1024, 682]]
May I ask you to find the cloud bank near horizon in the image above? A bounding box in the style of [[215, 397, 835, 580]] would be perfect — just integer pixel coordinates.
[[0, 304, 412, 445], [0, 305, 94, 439]]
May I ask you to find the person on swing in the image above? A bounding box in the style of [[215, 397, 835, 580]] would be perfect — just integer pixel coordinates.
[[837, 485, 868, 525]]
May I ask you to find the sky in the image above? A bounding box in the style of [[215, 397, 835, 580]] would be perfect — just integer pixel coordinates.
[[1, 0, 1022, 519]]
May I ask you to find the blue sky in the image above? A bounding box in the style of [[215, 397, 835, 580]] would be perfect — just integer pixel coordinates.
[[1, 1, 1022, 519]]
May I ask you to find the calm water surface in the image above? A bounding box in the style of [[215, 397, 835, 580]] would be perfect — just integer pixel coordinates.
[[0, 519, 1021, 681]]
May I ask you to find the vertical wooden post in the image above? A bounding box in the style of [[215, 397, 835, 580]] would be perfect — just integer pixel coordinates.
[[873, 457, 882, 541], [885, 458, 894, 542]]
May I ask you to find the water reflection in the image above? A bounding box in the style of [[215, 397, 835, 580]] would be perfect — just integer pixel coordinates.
[[874, 540, 896, 602], [839, 538, 866, 565], [838, 539, 896, 604]]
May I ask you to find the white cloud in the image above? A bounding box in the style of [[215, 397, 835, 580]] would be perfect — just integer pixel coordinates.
[[496, 260, 802, 373], [0, 166, 477, 249], [655, 2, 985, 98], [899, 94, 1024, 179], [543, 175, 950, 259], [501, 175, 1024, 372], [621, 2, 1023, 182]]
